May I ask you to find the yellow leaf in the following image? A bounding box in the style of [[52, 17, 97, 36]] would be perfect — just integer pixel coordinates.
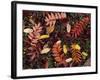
[[71, 44, 81, 50], [41, 48, 51, 54], [39, 35, 49, 39], [82, 52, 88, 60], [82, 52, 88, 56], [63, 45, 68, 54], [75, 44, 81, 50]]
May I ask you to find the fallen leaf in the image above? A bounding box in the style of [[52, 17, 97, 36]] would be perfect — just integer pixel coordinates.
[[46, 25, 55, 34], [71, 44, 81, 50], [65, 58, 72, 63], [56, 40, 61, 44], [41, 48, 51, 54], [24, 28, 33, 33], [63, 45, 68, 54], [82, 52, 88, 56], [43, 44, 49, 48], [39, 35, 49, 39], [29, 19, 35, 25], [66, 23, 71, 33]]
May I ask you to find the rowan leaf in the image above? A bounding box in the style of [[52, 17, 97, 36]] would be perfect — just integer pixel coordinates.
[[71, 16, 90, 38], [72, 49, 82, 64]]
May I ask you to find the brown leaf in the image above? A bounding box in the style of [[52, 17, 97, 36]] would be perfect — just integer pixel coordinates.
[[46, 25, 55, 34]]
